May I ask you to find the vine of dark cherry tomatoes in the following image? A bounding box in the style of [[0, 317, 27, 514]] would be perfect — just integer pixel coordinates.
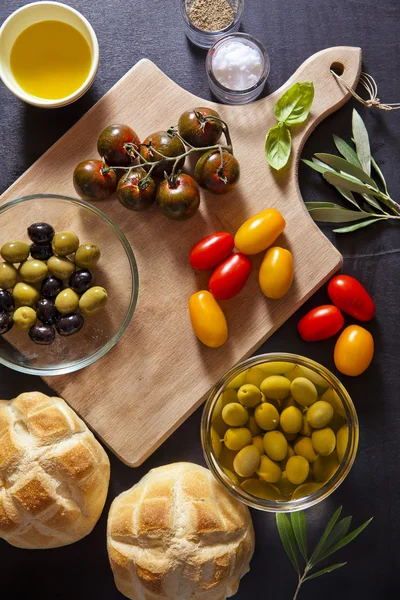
[[73, 108, 240, 221]]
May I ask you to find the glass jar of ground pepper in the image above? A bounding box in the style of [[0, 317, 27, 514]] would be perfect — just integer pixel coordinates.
[[180, 0, 244, 48]]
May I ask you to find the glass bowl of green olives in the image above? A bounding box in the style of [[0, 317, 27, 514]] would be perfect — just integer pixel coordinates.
[[0, 194, 138, 375], [201, 353, 358, 512]]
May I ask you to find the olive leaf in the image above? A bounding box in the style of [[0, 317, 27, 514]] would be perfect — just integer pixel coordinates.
[[352, 109, 371, 175], [307, 206, 372, 223], [371, 156, 389, 195], [315, 153, 378, 189], [274, 82, 315, 126], [265, 122, 292, 170], [333, 218, 387, 233], [333, 135, 362, 167], [276, 507, 372, 599]]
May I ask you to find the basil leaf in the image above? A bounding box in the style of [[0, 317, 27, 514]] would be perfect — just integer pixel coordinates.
[[304, 563, 347, 581], [333, 218, 387, 233], [265, 123, 291, 170], [352, 109, 371, 175], [333, 135, 362, 168], [290, 511, 308, 561], [315, 153, 378, 189], [276, 514, 300, 574], [308, 207, 371, 223], [274, 82, 315, 126]]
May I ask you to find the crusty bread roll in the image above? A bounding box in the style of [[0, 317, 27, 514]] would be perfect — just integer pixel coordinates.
[[107, 462, 254, 600], [0, 392, 110, 549]]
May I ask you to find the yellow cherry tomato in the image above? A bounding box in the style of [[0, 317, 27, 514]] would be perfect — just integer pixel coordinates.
[[259, 247, 294, 299], [234, 208, 286, 255], [188, 290, 228, 348], [334, 325, 374, 376]]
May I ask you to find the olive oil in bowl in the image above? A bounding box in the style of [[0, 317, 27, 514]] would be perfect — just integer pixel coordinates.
[[10, 20, 92, 100]]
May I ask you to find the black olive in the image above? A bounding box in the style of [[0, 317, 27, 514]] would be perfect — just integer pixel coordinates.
[[69, 269, 94, 294], [29, 324, 55, 345], [56, 313, 84, 336], [36, 298, 59, 325], [0, 289, 14, 312], [41, 276, 63, 299], [30, 242, 53, 261], [0, 311, 14, 335], [27, 222, 55, 244]]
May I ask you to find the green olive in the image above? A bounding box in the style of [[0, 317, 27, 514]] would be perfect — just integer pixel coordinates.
[[233, 445, 260, 478], [213, 388, 238, 419], [313, 453, 339, 482], [245, 366, 266, 387], [247, 414, 262, 436], [211, 426, 222, 459], [336, 424, 349, 462], [0, 262, 18, 289], [226, 370, 247, 389], [280, 428, 297, 442], [263, 430, 288, 461], [292, 482, 322, 500], [254, 402, 279, 431], [306, 401, 334, 429], [280, 406, 303, 434], [276, 471, 297, 498], [329, 412, 346, 434], [237, 384, 262, 407], [258, 361, 296, 375], [252, 435, 265, 455], [211, 414, 229, 437], [224, 427, 252, 451], [260, 375, 291, 400], [312, 427, 336, 456], [320, 387, 346, 418], [301, 366, 330, 389], [75, 243, 101, 269], [280, 396, 298, 410], [223, 468, 240, 485], [79, 286, 108, 316], [257, 454, 282, 483], [47, 256, 75, 280], [13, 306, 37, 330], [284, 365, 304, 382], [294, 437, 318, 463], [19, 259, 48, 283], [12, 282, 40, 307], [280, 444, 295, 470], [222, 402, 248, 427], [286, 455, 309, 485], [291, 377, 318, 407], [300, 414, 313, 437], [52, 231, 80, 256], [218, 446, 237, 471], [0, 240, 30, 263], [241, 479, 281, 500], [55, 288, 79, 315]]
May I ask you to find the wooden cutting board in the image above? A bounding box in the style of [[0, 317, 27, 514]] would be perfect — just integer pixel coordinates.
[[0, 46, 361, 466]]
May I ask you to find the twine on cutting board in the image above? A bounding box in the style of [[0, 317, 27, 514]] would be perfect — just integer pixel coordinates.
[[331, 70, 400, 111]]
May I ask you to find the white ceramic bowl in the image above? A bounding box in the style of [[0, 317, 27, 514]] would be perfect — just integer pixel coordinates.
[[0, 1, 99, 108]]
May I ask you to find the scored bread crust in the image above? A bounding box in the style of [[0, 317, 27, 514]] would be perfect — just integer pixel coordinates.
[[0, 392, 110, 549], [107, 462, 255, 600]]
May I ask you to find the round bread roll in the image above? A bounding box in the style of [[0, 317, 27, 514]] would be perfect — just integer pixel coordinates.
[[107, 462, 255, 600], [0, 392, 110, 549]]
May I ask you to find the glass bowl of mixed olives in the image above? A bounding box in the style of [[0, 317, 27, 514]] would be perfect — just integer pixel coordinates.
[[0, 194, 138, 375], [201, 353, 358, 512]]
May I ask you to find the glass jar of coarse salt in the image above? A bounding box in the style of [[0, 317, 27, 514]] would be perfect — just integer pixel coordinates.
[[206, 33, 270, 104]]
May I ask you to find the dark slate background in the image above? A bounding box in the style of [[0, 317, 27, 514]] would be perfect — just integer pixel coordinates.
[[0, 1, 399, 598]]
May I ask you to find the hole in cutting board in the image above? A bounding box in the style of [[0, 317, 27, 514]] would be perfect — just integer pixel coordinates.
[[331, 62, 345, 76]]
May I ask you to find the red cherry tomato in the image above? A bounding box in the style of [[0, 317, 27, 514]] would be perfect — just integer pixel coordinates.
[[297, 305, 345, 342], [328, 275, 375, 322], [189, 232, 234, 271], [209, 253, 252, 300]]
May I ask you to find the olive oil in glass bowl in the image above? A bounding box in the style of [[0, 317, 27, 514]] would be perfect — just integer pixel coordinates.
[[0, 195, 138, 376], [201, 353, 359, 512]]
